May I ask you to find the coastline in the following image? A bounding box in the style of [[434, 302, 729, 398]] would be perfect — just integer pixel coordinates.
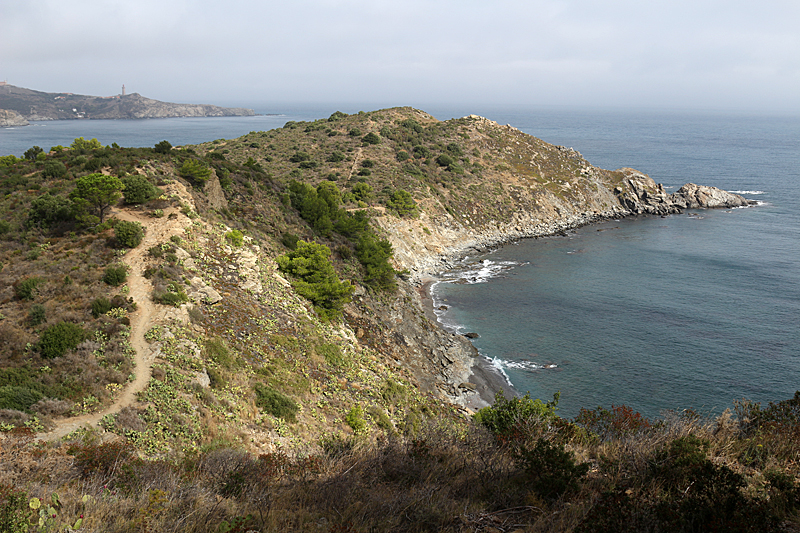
[[418, 276, 515, 410]]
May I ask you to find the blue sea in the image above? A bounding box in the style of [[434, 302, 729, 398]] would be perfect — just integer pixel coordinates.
[[2, 104, 798, 419]]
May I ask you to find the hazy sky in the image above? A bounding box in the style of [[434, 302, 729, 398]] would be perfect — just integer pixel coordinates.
[[2, 0, 799, 113]]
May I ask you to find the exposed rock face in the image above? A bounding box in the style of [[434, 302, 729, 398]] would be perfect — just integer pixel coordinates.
[[0, 109, 28, 127], [0, 84, 254, 121], [673, 183, 750, 209]]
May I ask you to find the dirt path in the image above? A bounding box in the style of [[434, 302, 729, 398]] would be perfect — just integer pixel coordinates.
[[39, 184, 195, 441]]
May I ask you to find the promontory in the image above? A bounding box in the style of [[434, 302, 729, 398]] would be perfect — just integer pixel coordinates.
[[0, 83, 254, 124]]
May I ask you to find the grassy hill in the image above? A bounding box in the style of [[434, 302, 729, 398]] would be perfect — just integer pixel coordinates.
[[0, 109, 796, 532]]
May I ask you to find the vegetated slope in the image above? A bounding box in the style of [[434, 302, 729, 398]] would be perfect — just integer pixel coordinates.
[[0, 112, 782, 533], [0, 83, 254, 121]]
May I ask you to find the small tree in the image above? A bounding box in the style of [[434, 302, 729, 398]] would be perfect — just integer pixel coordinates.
[[24, 146, 43, 160], [71, 137, 103, 151], [154, 140, 172, 154], [70, 173, 123, 223], [362, 132, 381, 145], [277, 240, 353, 321], [179, 159, 212, 186], [121, 175, 161, 205], [387, 189, 418, 218]]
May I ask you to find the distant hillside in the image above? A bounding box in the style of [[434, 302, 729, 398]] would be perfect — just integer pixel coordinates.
[[0, 84, 255, 123]]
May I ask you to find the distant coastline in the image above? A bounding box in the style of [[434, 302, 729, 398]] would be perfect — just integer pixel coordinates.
[[0, 84, 254, 126]]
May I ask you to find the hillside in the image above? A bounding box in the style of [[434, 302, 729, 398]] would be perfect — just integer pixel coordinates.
[[0, 84, 254, 123], [0, 110, 792, 533]]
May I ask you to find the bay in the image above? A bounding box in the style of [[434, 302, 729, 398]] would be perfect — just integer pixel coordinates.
[[431, 108, 800, 419]]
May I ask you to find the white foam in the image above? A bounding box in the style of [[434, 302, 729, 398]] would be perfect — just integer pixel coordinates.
[[488, 357, 558, 386], [730, 190, 767, 195], [440, 259, 524, 285]]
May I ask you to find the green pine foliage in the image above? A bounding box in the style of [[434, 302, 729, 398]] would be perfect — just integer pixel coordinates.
[[277, 240, 353, 321], [38, 321, 85, 359], [122, 175, 161, 205]]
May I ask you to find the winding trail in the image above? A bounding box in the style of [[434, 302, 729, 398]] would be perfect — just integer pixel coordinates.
[[39, 183, 196, 441]]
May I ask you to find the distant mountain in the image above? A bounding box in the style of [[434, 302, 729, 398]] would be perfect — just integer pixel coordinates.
[[0, 84, 255, 123]]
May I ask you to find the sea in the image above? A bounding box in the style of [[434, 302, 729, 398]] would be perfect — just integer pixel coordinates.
[[2, 104, 798, 420]]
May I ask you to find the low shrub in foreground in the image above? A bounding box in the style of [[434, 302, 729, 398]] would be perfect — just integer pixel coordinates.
[[114, 220, 144, 248], [38, 321, 85, 359], [254, 384, 298, 422], [103, 263, 128, 286]]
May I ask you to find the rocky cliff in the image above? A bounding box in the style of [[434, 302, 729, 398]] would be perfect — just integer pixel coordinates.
[[0, 109, 29, 127], [0, 84, 254, 122]]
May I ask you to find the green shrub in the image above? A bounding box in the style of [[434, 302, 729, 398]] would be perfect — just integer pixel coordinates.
[[348, 128, 362, 137], [446, 142, 464, 156], [114, 220, 144, 248], [396, 150, 410, 161], [346, 405, 367, 433], [436, 154, 455, 167], [42, 160, 68, 178], [225, 230, 244, 247], [0, 220, 10, 234], [327, 151, 346, 163], [179, 159, 212, 186], [27, 194, 75, 229], [205, 338, 233, 369], [351, 182, 373, 202], [0, 484, 29, 533], [0, 385, 44, 412], [38, 321, 85, 359], [91, 297, 113, 318], [277, 240, 353, 320], [121, 175, 161, 205], [15, 277, 43, 301], [355, 234, 396, 291], [318, 343, 345, 367], [28, 304, 46, 326], [154, 140, 172, 154], [362, 132, 381, 145], [153, 284, 189, 307], [254, 384, 299, 422], [103, 263, 128, 286], [474, 390, 561, 441], [386, 189, 418, 218], [71, 137, 102, 151], [24, 146, 43, 160], [516, 438, 589, 500]]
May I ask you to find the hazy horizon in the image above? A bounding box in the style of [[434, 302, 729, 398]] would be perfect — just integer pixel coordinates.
[[2, 1, 799, 115]]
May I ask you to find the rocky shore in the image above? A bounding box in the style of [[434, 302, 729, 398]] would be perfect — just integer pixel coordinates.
[[389, 179, 751, 410]]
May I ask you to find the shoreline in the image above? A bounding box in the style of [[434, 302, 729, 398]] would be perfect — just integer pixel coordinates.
[[418, 277, 516, 409]]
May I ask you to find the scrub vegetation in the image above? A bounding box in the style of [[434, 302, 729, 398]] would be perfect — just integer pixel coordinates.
[[0, 109, 797, 532]]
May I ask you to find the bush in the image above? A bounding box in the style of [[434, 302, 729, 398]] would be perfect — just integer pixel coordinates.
[[446, 142, 464, 156], [103, 263, 128, 286], [71, 137, 102, 151], [154, 140, 172, 154], [355, 234, 396, 291], [362, 132, 381, 145], [27, 194, 75, 229], [24, 146, 43, 160], [348, 128, 362, 137], [516, 438, 589, 500], [38, 321, 85, 359], [0, 385, 45, 412], [254, 384, 299, 422], [42, 160, 67, 178], [280, 232, 299, 250], [225, 229, 244, 247], [122, 175, 161, 205], [386, 189, 418, 218], [346, 405, 367, 433], [114, 220, 144, 248], [327, 151, 346, 163], [436, 153, 455, 167], [179, 159, 212, 186], [91, 297, 112, 318], [28, 304, 46, 326], [474, 390, 561, 441], [0, 484, 29, 533], [396, 150, 410, 161], [277, 240, 353, 321], [15, 277, 43, 301]]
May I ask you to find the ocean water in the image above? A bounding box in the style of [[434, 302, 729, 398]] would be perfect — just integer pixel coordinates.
[[430, 108, 800, 419], [3, 105, 798, 419]]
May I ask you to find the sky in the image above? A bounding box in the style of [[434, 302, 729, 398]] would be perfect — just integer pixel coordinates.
[[2, 0, 799, 114]]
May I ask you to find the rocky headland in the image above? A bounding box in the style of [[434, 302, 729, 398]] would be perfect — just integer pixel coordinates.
[[0, 83, 254, 124]]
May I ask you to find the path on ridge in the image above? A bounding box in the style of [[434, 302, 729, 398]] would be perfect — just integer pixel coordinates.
[[39, 184, 195, 441]]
